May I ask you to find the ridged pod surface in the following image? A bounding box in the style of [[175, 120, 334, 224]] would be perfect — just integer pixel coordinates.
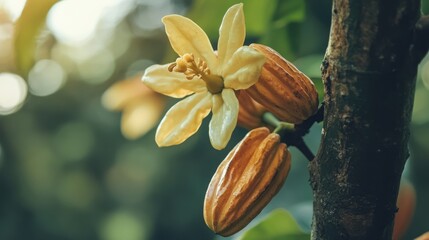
[[246, 43, 319, 123], [236, 90, 267, 130], [204, 127, 291, 236]]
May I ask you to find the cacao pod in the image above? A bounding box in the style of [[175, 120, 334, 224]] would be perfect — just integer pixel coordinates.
[[204, 127, 291, 236], [236, 90, 267, 130], [246, 43, 319, 123], [393, 180, 416, 240]]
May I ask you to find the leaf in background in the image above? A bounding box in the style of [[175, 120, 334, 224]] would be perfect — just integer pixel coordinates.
[[423, 0, 429, 14], [272, 0, 306, 28], [238, 209, 310, 240], [260, 0, 306, 60], [241, 0, 276, 36], [293, 54, 324, 79], [187, 0, 277, 39], [293, 54, 324, 101], [187, 0, 305, 60], [260, 27, 295, 59], [14, 0, 57, 76]]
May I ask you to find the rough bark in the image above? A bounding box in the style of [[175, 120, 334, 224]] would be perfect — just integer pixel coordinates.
[[309, 0, 427, 239]]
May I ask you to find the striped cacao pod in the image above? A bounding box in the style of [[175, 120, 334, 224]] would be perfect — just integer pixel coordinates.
[[236, 90, 267, 130], [246, 43, 319, 123], [204, 127, 291, 236]]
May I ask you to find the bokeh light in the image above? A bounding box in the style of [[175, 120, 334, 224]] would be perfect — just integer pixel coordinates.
[[47, 0, 103, 45], [109, 23, 133, 58], [130, 0, 175, 32], [105, 144, 160, 205], [422, 60, 429, 90], [0, 0, 26, 21], [47, 0, 132, 46], [100, 210, 149, 240], [77, 49, 116, 84], [0, 8, 14, 71], [56, 169, 99, 210], [125, 59, 154, 77], [28, 59, 66, 96], [52, 121, 95, 162], [129, 0, 185, 37], [412, 87, 429, 124], [0, 73, 27, 115], [17, 128, 58, 208]]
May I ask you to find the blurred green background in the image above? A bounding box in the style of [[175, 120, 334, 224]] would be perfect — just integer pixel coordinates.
[[0, 0, 428, 239]]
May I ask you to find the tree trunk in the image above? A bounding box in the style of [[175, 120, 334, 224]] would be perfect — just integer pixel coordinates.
[[309, 0, 428, 239]]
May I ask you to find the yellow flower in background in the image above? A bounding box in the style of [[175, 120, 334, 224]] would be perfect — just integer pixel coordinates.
[[0, 7, 15, 72], [143, 3, 265, 150], [102, 75, 165, 140]]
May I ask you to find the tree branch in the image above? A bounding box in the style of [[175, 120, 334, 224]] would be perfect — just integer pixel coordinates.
[[309, 0, 421, 239]]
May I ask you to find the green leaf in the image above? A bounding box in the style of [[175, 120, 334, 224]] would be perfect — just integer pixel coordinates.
[[242, 0, 277, 36], [14, 0, 57, 76], [186, 0, 306, 60], [423, 0, 429, 14], [260, 27, 295, 59], [293, 54, 324, 79], [238, 209, 310, 240], [259, 0, 306, 60], [293, 55, 325, 101], [272, 0, 306, 28]]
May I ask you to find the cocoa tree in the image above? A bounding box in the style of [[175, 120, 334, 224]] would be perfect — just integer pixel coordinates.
[[309, 1, 429, 239]]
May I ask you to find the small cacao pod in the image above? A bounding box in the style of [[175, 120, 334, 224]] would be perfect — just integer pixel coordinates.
[[393, 180, 416, 240], [416, 232, 429, 240], [246, 43, 319, 123], [236, 90, 267, 130], [204, 127, 291, 236]]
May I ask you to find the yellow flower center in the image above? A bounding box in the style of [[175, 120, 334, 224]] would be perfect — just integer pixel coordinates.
[[168, 53, 224, 94]]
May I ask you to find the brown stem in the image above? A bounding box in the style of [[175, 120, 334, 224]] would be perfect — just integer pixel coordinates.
[[280, 104, 324, 161]]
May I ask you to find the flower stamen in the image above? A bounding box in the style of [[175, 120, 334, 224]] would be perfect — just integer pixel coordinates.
[[168, 53, 224, 94]]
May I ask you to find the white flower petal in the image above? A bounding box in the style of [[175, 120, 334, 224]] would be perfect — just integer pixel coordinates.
[[217, 3, 245, 68], [156, 92, 212, 147], [162, 15, 218, 71], [209, 89, 239, 150], [142, 64, 206, 98], [223, 46, 265, 90]]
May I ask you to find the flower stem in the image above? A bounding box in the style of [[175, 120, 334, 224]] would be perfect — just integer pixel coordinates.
[[294, 137, 315, 160], [260, 104, 325, 161], [262, 112, 295, 133], [262, 112, 281, 127]]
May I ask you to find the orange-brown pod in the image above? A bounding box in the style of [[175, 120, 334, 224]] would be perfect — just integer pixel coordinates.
[[204, 127, 291, 236]]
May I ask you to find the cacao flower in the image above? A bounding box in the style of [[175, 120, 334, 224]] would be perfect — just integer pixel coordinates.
[[204, 127, 291, 236], [236, 90, 267, 130], [142, 4, 265, 150], [246, 43, 319, 123]]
